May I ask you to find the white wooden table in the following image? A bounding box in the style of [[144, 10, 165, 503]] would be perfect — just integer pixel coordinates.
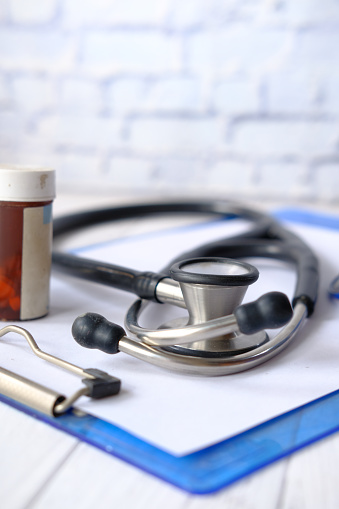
[[1, 194, 339, 509]]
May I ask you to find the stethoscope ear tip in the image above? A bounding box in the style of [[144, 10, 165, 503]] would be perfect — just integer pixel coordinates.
[[235, 292, 293, 335], [72, 312, 125, 354]]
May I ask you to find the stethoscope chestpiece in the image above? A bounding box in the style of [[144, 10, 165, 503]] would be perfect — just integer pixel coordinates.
[[167, 257, 265, 354], [169, 257, 259, 326]]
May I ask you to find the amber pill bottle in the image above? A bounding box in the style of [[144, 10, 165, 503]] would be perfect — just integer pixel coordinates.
[[0, 166, 56, 321]]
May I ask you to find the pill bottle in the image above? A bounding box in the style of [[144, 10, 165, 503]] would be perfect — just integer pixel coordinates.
[[0, 166, 56, 320]]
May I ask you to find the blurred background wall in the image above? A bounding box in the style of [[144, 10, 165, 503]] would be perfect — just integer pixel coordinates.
[[0, 0, 339, 203]]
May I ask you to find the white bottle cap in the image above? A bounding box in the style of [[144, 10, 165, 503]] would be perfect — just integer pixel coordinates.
[[0, 165, 56, 202]]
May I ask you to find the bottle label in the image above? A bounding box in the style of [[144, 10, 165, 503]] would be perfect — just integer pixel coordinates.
[[20, 204, 53, 320]]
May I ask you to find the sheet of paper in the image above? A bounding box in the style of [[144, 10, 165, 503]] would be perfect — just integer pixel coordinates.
[[1, 216, 339, 456]]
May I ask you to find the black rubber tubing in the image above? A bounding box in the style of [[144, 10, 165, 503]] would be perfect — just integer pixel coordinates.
[[52, 200, 318, 316]]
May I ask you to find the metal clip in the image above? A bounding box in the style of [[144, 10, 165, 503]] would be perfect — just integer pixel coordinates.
[[0, 325, 121, 416]]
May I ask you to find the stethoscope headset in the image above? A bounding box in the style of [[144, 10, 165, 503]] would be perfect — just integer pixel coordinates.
[[52, 200, 319, 376]]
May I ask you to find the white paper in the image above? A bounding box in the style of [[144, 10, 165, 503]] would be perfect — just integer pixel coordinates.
[[2, 217, 339, 456]]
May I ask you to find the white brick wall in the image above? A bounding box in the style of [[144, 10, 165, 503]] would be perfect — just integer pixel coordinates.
[[232, 120, 339, 157], [9, 0, 58, 25], [63, 0, 170, 28], [12, 77, 55, 113], [0, 0, 338, 203]]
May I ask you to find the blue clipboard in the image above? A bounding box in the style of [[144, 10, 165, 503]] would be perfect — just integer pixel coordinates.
[[1, 208, 339, 494], [2, 387, 339, 494]]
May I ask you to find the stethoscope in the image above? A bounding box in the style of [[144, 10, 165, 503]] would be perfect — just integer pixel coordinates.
[[52, 200, 319, 376]]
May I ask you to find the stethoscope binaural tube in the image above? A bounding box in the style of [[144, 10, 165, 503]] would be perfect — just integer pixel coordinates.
[[120, 302, 307, 376], [71, 300, 305, 376]]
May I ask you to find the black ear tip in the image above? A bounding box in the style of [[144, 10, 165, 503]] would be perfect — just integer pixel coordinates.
[[235, 292, 293, 335], [72, 312, 103, 347], [72, 312, 125, 354], [265, 291, 293, 325]]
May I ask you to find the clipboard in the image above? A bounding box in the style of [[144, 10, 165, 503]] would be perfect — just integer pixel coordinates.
[[1, 387, 339, 494], [1, 207, 339, 494]]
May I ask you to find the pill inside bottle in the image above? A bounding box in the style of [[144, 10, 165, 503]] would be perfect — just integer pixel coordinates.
[[0, 166, 56, 320]]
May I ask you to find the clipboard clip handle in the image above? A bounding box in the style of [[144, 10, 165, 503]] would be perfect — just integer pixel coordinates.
[[0, 325, 121, 417]]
